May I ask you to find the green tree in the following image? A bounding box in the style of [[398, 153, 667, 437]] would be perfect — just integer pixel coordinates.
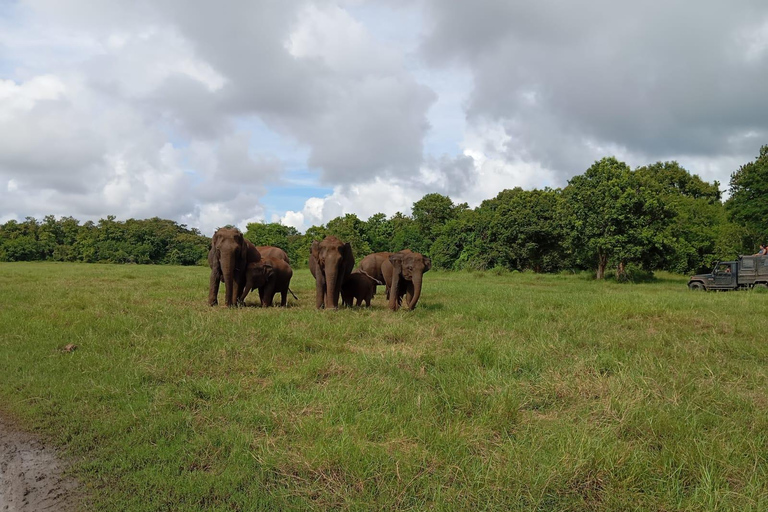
[[637, 161, 721, 202], [485, 188, 569, 272], [430, 208, 489, 270], [411, 193, 466, 253], [0, 218, 45, 261], [565, 157, 673, 279], [325, 214, 371, 261], [362, 213, 393, 253], [0, 215, 209, 265], [51, 216, 82, 261], [389, 212, 427, 254], [244, 222, 304, 264], [244, 222, 299, 250], [726, 145, 768, 249], [637, 161, 729, 273], [167, 233, 210, 265]]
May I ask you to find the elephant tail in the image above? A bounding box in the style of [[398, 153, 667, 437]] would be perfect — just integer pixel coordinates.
[[288, 288, 299, 300], [358, 270, 384, 285]]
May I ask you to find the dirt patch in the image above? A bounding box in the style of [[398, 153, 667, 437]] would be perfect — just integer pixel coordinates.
[[0, 415, 77, 512]]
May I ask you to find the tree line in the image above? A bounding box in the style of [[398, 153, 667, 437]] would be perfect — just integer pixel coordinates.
[[3, 146, 767, 278]]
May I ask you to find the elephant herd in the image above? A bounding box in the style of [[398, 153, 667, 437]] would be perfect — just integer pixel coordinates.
[[208, 228, 431, 311]]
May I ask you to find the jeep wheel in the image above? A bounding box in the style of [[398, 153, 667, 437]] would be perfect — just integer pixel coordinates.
[[688, 282, 704, 291], [754, 283, 768, 289]]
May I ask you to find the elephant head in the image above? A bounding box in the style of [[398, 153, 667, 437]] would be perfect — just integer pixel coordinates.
[[309, 236, 354, 309], [388, 250, 431, 310], [243, 259, 275, 296]]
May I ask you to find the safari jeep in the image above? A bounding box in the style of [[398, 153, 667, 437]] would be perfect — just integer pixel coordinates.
[[688, 255, 768, 291]]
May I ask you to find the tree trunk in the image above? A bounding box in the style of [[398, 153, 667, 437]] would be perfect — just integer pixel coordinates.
[[596, 252, 608, 280], [616, 260, 626, 280]]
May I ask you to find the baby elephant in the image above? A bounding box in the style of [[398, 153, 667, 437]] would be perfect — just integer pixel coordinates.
[[239, 256, 293, 307], [341, 271, 381, 307]]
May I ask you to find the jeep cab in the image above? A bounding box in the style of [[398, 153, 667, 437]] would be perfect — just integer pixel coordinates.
[[688, 255, 768, 290]]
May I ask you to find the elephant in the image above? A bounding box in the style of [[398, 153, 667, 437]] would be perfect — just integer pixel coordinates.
[[341, 270, 382, 307], [256, 246, 289, 263], [208, 227, 261, 307], [239, 256, 293, 307], [357, 251, 392, 296], [381, 249, 431, 311], [309, 236, 354, 309]]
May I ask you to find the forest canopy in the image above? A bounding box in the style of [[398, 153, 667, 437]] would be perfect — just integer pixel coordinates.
[[3, 147, 767, 279]]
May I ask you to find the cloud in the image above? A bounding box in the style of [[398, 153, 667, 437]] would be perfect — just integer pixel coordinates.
[[3, 0, 767, 235], [277, 137, 559, 233], [1, 0, 442, 232], [420, 0, 768, 183]]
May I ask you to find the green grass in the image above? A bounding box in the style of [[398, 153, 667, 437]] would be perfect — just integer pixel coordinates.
[[1, 262, 767, 511]]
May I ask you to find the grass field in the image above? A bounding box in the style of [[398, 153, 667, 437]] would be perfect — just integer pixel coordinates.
[[1, 262, 767, 511]]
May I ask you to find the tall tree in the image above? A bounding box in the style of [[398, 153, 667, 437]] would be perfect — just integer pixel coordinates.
[[389, 212, 427, 254], [726, 145, 768, 249], [362, 213, 393, 253], [411, 193, 465, 252], [637, 161, 730, 273], [485, 188, 569, 272], [244, 222, 299, 250], [430, 208, 488, 270], [325, 214, 371, 260], [565, 157, 673, 279]]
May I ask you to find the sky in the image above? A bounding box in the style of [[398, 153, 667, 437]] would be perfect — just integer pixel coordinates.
[[1, 0, 767, 235]]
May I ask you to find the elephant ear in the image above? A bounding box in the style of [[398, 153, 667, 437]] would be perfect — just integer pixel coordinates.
[[341, 243, 354, 279], [233, 231, 246, 260], [388, 253, 404, 269], [264, 260, 275, 280], [310, 240, 320, 260], [423, 256, 432, 272]]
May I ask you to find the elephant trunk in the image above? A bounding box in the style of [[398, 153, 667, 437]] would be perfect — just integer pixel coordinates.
[[407, 273, 423, 310], [326, 266, 339, 309], [389, 265, 401, 311], [221, 251, 238, 307]]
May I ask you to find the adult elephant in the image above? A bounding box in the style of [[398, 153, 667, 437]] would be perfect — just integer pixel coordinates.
[[358, 252, 392, 295], [256, 246, 289, 263], [309, 236, 354, 309], [239, 256, 293, 307], [382, 249, 431, 311], [207, 227, 261, 307]]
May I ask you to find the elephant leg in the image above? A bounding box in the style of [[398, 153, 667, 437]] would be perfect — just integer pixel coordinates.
[[258, 287, 266, 307], [234, 274, 247, 307], [365, 288, 373, 307], [389, 274, 403, 311], [315, 276, 326, 309], [279, 286, 288, 307], [226, 275, 241, 308], [262, 282, 276, 307], [238, 277, 254, 306], [406, 282, 415, 307], [208, 268, 221, 306]]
